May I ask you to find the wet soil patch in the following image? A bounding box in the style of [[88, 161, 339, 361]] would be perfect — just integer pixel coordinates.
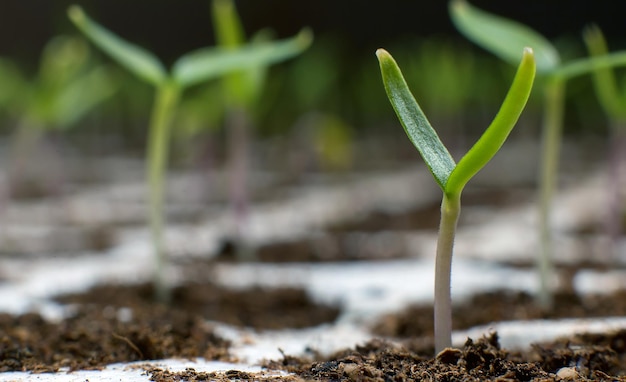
[[373, 289, 626, 338]]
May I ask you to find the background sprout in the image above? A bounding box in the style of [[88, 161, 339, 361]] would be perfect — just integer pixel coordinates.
[[583, 25, 626, 260], [68, 5, 312, 302], [450, 0, 626, 309], [0, 35, 116, 198], [376, 47, 535, 353], [212, 0, 280, 258]]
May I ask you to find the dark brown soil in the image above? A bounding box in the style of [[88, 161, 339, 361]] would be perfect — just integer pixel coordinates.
[[0, 282, 339, 373], [144, 331, 626, 381], [373, 289, 626, 338], [2, 284, 626, 380], [56, 282, 341, 330], [0, 305, 229, 373], [263, 331, 626, 381]]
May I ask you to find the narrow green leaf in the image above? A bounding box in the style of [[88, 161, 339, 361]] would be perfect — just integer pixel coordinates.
[[583, 25, 626, 118], [553, 51, 626, 81], [212, 0, 258, 106], [449, 0, 558, 72], [54, 66, 117, 129], [67, 5, 167, 86], [376, 48, 455, 189], [173, 28, 312, 88], [446, 48, 536, 196], [212, 0, 246, 48]]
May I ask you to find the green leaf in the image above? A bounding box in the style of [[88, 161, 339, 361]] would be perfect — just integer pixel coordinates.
[[54, 66, 117, 129], [583, 24, 626, 118], [446, 48, 536, 196], [172, 28, 313, 88], [552, 51, 626, 81], [449, 0, 558, 73], [376, 48, 455, 189], [212, 0, 260, 107], [67, 5, 167, 86], [212, 0, 246, 49]]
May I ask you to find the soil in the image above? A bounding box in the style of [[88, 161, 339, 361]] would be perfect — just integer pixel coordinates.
[[373, 289, 626, 338], [2, 282, 626, 380], [0, 282, 339, 373], [263, 331, 626, 381]]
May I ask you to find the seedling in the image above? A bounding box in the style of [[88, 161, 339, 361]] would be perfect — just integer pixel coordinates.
[[68, 5, 312, 302], [450, 0, 626, 309], [376, 47, 535, 352], [0, 35, 116, 198], [212, 0, 280, 257], [583, 25, 626, 259]]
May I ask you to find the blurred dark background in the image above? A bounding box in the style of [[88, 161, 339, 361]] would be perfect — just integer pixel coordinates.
[[2, 1, 625, 65], [0, 1, 624, 167]]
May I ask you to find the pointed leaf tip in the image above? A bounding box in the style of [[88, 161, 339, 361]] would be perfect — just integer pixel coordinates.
[[445, 46, 535, 195], [376, 48, 455, 189], [67, 5, 84, 23], [298, 28, 314, 47]]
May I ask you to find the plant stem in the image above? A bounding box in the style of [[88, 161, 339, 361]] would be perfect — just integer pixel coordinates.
[[226, 107, 253, 259], [147, 81, 180, 303], [607, 120, 626, 261], [434, 192, 461, 353], [537, 77, 565, 310]]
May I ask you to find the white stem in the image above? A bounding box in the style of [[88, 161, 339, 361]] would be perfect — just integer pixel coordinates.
[[434, 193, 461, 353]]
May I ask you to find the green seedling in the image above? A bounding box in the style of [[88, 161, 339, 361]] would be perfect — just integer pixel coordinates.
[[0, 35, 116, 198], [68, 5, 312, 302], [212, 0, 280, 257], [583, 25, 626, 258], [450, 0, 626, 309], [376, 47, 535, 352]]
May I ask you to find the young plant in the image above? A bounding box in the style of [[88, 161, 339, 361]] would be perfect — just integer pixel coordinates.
[[450, 0, 626, 309], [376, 47, 536, 352], [212, 0, 280, 258], [583, 25, 626, 259], [68, 5, 312, 302], [0, 35, 116, 198]]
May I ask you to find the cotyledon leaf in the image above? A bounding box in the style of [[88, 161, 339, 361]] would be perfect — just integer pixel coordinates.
[[172, 28, 312, 88], [449, 0, 558, 73], [376, 48, 455, 190], [446, 47, 536, 196], [68, 5, 167, 86]]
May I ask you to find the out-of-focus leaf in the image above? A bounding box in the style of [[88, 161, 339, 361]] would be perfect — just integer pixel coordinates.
[[39, 35, 89, 87], [173, 28, 312, 88], [54, 66, 118, 128], [449, 0, 558, 73], [68, 5, 167, 86]]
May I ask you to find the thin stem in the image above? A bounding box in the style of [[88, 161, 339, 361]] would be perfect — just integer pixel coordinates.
[[607, 120, 626, 261], [147, 81, 180, 303], [226, 107, 252, 259], [537, 77, 565, 310], [434, 193, 461, 353]]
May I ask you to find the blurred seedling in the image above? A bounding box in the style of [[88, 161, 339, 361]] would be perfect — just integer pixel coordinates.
[[450, 0, 626, 309], [584, 25, 626, 260], [0, 35, 116, 198], [212, 0, 309, 258], [377, 47, 535, 353], [68, 5, 312, 302]]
